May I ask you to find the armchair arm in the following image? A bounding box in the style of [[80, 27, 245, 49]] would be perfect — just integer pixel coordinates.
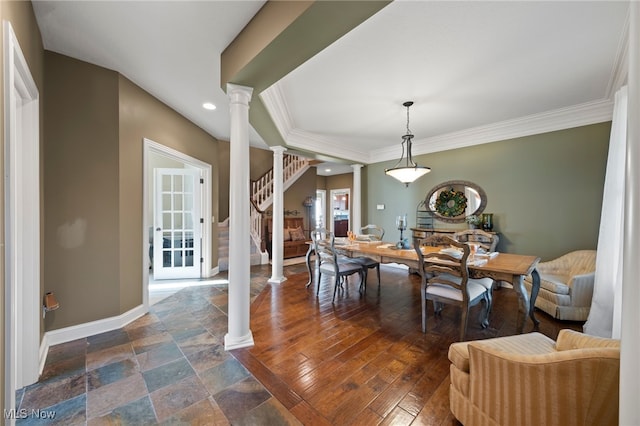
[[467, 342, 619, 426], [567, 272, 595, 308], [555, 329, 620, 351]]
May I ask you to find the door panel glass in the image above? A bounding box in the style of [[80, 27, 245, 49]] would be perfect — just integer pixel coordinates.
[[162, 194, 171, 210], [174, 194, 183, 210], [162, 175, 171, 191], [174, 213, 183, 229]]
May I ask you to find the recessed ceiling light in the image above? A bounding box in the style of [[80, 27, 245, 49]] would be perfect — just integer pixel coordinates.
[[202, 102, 216, 110], [325, 168, 331, 173]]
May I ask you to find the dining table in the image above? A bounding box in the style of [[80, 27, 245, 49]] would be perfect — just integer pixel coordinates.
[[305, 240, 541, 334]]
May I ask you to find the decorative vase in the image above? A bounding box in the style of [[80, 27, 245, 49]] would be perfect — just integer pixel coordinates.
[[482, 213, 494, 231]]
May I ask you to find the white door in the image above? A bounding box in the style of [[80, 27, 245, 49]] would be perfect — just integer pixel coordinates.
[[153, 168, 202, 279]]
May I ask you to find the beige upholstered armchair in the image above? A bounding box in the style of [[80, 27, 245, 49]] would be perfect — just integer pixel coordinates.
[[448, 330, 620, 426], [523, 250, 596, 321]]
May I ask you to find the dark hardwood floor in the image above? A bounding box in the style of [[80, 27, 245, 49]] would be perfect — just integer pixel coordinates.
[[232, 265, 583, 425]]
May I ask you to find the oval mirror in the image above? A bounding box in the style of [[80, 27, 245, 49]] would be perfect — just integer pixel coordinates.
[[425, 180, 487, 223]]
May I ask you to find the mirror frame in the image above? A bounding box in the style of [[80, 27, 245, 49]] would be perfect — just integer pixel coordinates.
[[425, 180, 487, 223]]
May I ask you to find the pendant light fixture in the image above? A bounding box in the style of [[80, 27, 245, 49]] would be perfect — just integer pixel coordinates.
[[385, 101, 431, 186]]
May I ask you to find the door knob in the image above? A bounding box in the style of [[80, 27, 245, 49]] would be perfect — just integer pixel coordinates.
[[156, 227, 161, 231]]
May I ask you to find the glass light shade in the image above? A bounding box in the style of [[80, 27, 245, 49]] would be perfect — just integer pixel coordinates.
[[385, 166, 431, 185]]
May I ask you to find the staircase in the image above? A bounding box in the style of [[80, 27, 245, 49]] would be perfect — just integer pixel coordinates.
[[217, 153, 311, 271], [217, 218, 262, 272]]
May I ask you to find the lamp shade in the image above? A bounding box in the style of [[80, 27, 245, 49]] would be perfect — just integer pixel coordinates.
[[385, 166, 431, 185]]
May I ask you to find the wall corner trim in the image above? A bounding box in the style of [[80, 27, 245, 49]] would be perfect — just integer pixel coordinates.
[[39, 305, 147, 374]]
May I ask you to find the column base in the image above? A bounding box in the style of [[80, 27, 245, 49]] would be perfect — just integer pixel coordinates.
[[268, 275, 287, 284], [224, 331, 254, 350]]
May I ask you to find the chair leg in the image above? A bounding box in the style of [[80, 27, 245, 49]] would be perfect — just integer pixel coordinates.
[[460, 308, 470, 341], [332, 277, 339, 302], [421, 283, 427, 333], [486, 287, 493, 317], [481, 294, 490, 328], [433, 301, 443, 315], [376, 264, 381, 287], [361, 268, 368, 293], [316, 272, 322, 296]]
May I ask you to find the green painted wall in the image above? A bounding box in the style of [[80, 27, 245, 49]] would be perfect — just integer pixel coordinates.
[[365, 123, 611, 261]]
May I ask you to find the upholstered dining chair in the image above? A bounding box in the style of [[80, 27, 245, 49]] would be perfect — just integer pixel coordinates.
[[359, 224, 385, 241], [453, 229, 500, 313], [413, 234, 491, 341], [311, 229, 364, 301]]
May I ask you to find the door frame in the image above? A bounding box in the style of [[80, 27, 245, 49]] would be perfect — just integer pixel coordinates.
[[315, 189, 326, 229], [329, 188, 350, 235], [142, 138, 211, 307], [3, 21, 41, 413]]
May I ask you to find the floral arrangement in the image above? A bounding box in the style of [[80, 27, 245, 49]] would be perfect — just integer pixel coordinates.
[[465, 215, 483, 226]]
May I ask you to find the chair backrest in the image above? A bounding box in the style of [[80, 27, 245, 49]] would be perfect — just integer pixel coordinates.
[[311, 228, 341, 274], [360, 224, 385, 241], [413, 234, 471, 296], [453, 229, 499, 252], [311, 228, 333, 251]]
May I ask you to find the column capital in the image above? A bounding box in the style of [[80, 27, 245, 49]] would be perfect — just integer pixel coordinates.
[[227, 83, 253, 103], [270, 146, 287, 155], [351, 164, 364, 170]]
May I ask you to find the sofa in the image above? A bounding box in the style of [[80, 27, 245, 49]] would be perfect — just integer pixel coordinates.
[[448, 330, 620, 426], [265, 217, 309, 259], [524, 250, 596, 321]]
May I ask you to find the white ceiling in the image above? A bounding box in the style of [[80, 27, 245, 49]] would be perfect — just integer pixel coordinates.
[[32, 1, 629, 176]]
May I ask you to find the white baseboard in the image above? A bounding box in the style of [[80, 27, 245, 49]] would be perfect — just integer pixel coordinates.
[[210, 266, 220, 276], [39, 304, 146, 374]]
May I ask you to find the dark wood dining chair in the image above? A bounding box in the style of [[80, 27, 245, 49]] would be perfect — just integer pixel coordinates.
[[311, 229, 364, 301], [413, 234, 490, 341], [453, 229, 499, 313]]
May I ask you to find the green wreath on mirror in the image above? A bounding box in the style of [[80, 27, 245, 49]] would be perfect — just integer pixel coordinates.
[[435, 188, 468, 217]]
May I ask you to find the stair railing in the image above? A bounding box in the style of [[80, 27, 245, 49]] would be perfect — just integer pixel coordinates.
[[252, 154, 310, 212], [248, 153, 311, 260]]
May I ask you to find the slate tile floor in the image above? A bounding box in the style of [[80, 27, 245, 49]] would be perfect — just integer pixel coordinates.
[[15, 264, 308, 425]]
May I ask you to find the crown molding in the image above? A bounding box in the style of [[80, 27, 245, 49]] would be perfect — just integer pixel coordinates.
[[287, 129, 371, 164], [606, 7, 630, 98], [262, 81, 614, 165], [377, 98, 614, 161]]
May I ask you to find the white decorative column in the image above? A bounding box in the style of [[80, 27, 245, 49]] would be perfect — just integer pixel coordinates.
[[621, 3, 640, 424], [225, 83, 254, 350], [351, 164, 363, 233], [268, 146, 287, 284]]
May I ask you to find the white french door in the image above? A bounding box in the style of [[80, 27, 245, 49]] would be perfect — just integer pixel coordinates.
[[153, 168, 202, 279]]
